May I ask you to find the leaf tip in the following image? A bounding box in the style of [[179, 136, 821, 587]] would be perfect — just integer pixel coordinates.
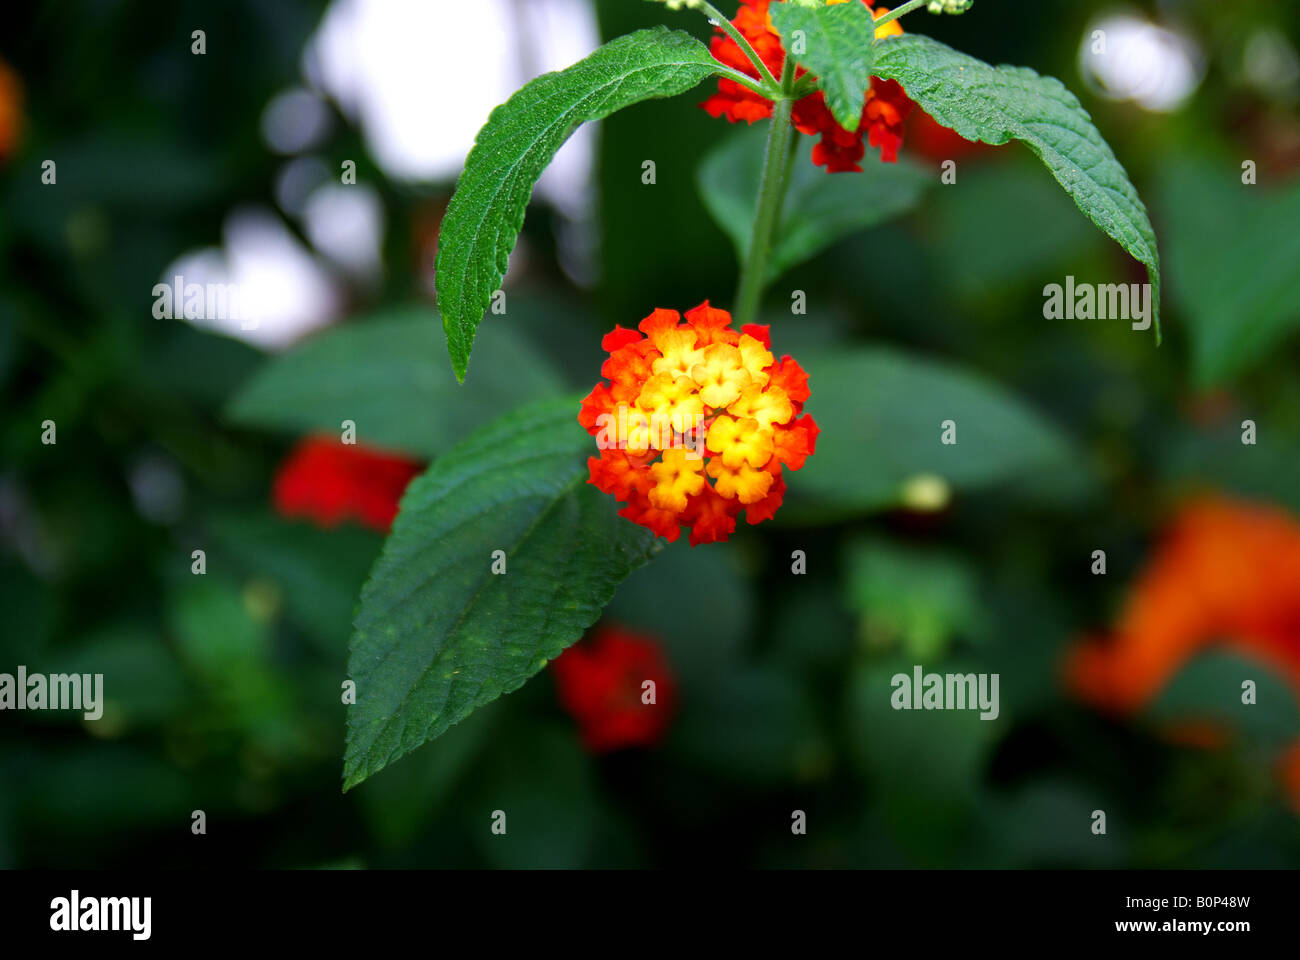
[[446, 336, 470, 383], [341, 762, 366, 793]]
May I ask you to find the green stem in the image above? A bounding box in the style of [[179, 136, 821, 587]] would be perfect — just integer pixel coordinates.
[[715, 64, 774, 99], [789, 73, 818, 100], [781, 117, 799, 187], [698, 1, 781, 93], [871, 0, 929, 33], [734, 58, 797, 328]]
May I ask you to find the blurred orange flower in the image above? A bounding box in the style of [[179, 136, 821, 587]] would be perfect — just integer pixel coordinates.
[[1066, 496, 1300, 809], [0, 58, 22, 162]]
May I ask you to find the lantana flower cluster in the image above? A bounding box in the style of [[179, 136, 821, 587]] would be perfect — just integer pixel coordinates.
[[702, 0, 915, 171], [580, 302, 818, 546]]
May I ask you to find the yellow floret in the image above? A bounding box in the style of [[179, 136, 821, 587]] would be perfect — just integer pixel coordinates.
[[707, 458, 774, 504], [706, 414, 774, 470], [638, 371, 705, 441], [690, 343, 751, 409], [649, 449, 707, 512], [736, 333, 774, 387], [727, 382, 793, 431], [650, 327, 706, 380]]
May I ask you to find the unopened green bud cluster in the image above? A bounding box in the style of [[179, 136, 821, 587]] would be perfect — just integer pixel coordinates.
[[647, 0, 706, 11], [928, 0, 974, 14]]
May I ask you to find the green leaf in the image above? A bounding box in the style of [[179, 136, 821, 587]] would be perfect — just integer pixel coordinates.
[[1158, 158, 1300, 385], [973, 781, 1125, 868], [871, 34, 1162, 339], [843, 536, 987, 659], [168, 577, 293, 742], [607, 537, 754, 686], [16, 745, 193, 833], [925, 159, 1101, 299], [674, 665, 825, 785], [342, 398, 660, 790], [204, 510, 383, 657], [1159, 416, 1300, 516], [846, 659, 999, 863], [436, 27, 724, 382], [226, 306, 565, 458], [0, 562, 54, 663], [770, 0, 876, 131], [1147, 650, 1300, 747], [141, 324, 263, 411], [356, 702, 498, 849], [470, 722, 605, 869], [63, 626, 190, 729], [790, 346, 1077, 515], [699, 123, 929, 280]]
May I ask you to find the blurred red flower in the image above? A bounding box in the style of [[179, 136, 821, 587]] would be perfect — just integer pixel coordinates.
[[701, 0, 914, 171], [272, 436, 422, 534], [551, 625, 677, 753], [905, 108, 996, 164], [0, 58, 22, 163], [1065, 496, 1300, 809]]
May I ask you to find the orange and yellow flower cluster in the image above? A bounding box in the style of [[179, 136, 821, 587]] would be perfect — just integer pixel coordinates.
[[702, 0, 914, 171], [580, 302, 818, 545]]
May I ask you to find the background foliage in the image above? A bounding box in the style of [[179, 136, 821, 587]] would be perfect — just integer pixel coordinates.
[[2, 0, 1299, 867]]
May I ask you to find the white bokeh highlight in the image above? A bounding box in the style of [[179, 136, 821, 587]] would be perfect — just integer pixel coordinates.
[[302, 0, 598, 218], [162, 209, 341, 350], [1080, 14, 1204, 113]]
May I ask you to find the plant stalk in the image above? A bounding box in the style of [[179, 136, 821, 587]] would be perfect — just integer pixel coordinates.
[[698, 1, 781, 93], [871, 0, 929, 32], [734, 58, 797, 328]]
